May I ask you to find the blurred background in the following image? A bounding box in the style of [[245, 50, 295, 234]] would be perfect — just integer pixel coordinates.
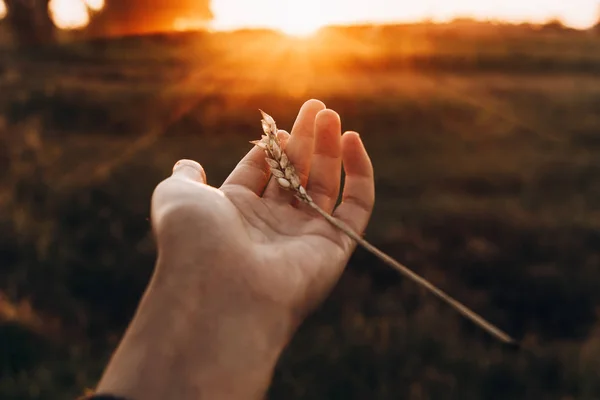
[[2, 1, 600, 399]]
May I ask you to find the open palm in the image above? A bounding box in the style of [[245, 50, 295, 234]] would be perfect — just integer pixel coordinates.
[[151, 99, 374, 329]]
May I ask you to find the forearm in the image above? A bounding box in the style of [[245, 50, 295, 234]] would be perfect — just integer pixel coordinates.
[[95, 256, 288, 400]]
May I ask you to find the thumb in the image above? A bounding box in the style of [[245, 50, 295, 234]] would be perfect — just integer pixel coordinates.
[[171, 159, 207, 184]]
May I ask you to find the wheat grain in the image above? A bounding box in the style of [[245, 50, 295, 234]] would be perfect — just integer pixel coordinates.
[[253, 109, 517, 347], [252, 110, 311, 202]]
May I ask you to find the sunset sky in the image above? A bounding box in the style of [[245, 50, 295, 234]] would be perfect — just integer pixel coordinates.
[[0, 0, 598, 33], [212, 0, 600, 34]]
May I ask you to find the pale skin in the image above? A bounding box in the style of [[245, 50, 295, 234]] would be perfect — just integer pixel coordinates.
[[95, 99, 375, 400]]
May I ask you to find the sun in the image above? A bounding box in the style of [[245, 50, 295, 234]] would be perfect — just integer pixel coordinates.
[[275, 12, 327, 38], [266, 1, 329, 37], [211, 0, 330, 37], [277, 20, 324, 38]]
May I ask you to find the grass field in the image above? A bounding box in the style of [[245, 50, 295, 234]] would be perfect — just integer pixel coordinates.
[[2, 22, 600, 399]]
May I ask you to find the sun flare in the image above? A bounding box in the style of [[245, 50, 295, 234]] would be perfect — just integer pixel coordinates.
[[49, 0, 89, 29], [211, 0, 599, 34], [212, 0, 330, 37], [277, 19, 325, 38], [84, 0, 105, 12], [273, 1, 329, 37], [48, 0, 105, 30]]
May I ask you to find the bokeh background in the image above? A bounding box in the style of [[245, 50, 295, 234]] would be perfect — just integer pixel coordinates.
[[2, 1, 600, 399]]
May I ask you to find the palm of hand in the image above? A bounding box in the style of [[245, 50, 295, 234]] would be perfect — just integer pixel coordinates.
[[152, 100, 374, 327]]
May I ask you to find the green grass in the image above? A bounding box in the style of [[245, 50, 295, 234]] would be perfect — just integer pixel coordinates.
[[1, 23, 600, 399]]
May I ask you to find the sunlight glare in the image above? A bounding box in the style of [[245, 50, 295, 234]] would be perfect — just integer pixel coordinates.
[[212, 0, 329, 37], [49, 0, 90, 29], [211, 0, 600, 32], [276, 0, 328, 37], [0, 0, 6, 20], [84, 0, 105, 12]]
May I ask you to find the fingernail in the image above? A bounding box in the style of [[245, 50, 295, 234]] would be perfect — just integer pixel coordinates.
[[172, 159, 206, 183]]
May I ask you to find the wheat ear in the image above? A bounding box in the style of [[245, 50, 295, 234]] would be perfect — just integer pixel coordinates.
[[253, 110, 516, 346]]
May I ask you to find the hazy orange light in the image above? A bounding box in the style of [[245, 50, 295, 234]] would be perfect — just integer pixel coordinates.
[[173, 18, 209, 32]]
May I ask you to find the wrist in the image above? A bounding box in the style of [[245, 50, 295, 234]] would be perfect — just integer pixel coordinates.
[[96, 255, 293, 400]]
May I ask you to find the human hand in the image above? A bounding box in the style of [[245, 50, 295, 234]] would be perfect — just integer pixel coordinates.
[[95, 99, 375, 400], [153, 98, 374, 325]]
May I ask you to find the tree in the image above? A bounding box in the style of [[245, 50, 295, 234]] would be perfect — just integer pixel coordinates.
[[541, 17, 566, 32], [2, 0, 213, 46], [86, 0, 213, 37], [4, 0, 55, 45]]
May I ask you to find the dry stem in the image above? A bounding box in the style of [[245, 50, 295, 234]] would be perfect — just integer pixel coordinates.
[[254, 110, 516, 346]]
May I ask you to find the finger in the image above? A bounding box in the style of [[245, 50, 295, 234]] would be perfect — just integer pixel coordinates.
[[222, 130, 290, 196], [263, 99, 325, 203], [287, 99, 326, 184], [333, 132, 375, 235], [171, 159, 207, 183], [306, 109, 342, 214], [221, 141, 269, 195], [276, 129, 291, 150]]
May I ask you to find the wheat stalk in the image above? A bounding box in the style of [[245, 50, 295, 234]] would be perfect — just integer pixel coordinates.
[[253, 109, 517, 346]]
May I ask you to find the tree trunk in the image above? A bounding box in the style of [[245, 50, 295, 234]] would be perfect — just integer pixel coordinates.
[[5, 0, 55, 46]]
